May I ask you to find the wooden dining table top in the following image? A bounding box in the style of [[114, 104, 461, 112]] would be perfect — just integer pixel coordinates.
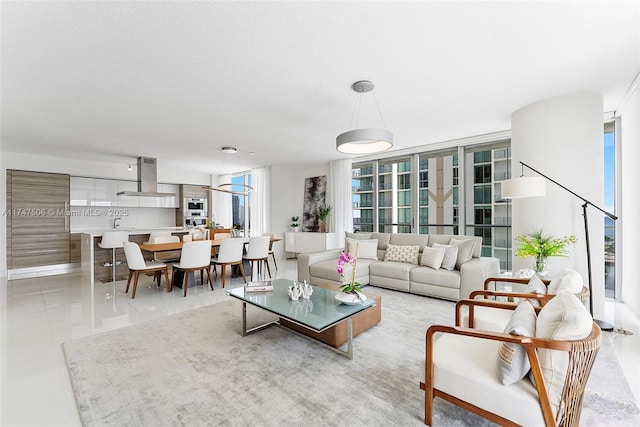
[[139, 237, 281, 252]]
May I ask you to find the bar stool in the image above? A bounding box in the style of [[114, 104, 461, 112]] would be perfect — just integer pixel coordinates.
[[98, 230, 130, 298]]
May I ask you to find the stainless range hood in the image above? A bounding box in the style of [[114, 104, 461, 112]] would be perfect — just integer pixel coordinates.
[[116, 157, 176, 197]]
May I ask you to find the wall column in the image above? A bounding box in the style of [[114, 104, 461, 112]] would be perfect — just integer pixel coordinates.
[[511, 93, 605, 319]]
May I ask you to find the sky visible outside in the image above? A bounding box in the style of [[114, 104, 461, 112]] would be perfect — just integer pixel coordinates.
[[604, 131, 615, 214]]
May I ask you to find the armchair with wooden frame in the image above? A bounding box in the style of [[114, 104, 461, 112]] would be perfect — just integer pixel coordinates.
[[456, 277, 590, 332], [421, 295, 601, 426]]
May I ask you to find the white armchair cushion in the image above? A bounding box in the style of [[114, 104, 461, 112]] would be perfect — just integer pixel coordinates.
[[345, 238, 379, 260], [450, 238, 476, 270], [420, 246, 445, 269], [429, 334, 545, 426], [533, 291, 593, 413], [497, 301, 537, 385], [432, 243, 458, 271], [383, 244, 420, 264], [547, 268, 583, 294]]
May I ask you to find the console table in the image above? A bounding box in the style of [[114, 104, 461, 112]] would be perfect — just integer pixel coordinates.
[[285, 231, 341, 257]]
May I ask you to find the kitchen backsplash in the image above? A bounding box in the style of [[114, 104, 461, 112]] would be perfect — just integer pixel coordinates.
[[70, 207, 177, 232]]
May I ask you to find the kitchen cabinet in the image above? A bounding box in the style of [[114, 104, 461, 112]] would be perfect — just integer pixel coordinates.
[[71, 178, 178, 208], [93, 178, 119, 207], [6, 170, 70, 269], [70, 176, 94, 206]]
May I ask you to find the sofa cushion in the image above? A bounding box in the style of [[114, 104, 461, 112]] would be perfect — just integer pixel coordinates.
[[345, 231, 372, 240], [533, 291, 593, 414], [345, 238, 379, 260], [420, 246, 446, 269], [450, 237, 476, 270], [429, 235, 483, 258], [389, 233, 430, 250], [432, 243, 458, 271], [370, 260, 416, 281], [547, 268, 583, 294], [371, 232, 391, 250], [383, 244, 420, 264], [309, 257, 376, 284], [497, 301, 537, 385], [410, 266, 460, 289]]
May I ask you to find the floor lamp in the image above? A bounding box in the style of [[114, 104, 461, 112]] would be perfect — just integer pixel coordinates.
[[502, 161, 617, 331]]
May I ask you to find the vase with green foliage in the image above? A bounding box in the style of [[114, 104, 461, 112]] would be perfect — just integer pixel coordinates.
[[515, 229, 577, 276], [317, 203, 332, 233]]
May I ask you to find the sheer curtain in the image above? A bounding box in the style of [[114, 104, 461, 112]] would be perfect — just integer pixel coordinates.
[[212, 174, 233, 228], [329, 158, 353, 240], [250, 166, 270, 237]]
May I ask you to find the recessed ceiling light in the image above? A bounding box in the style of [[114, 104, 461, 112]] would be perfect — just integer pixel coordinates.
[[222, 147, 237, 154]]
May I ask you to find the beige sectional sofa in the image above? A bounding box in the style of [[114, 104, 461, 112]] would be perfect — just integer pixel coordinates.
[[297, 232, 500, 301]]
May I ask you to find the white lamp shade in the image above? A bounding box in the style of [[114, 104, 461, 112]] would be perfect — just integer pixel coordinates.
[[336, 129, 393, 154], [501, 176, 546, 199]]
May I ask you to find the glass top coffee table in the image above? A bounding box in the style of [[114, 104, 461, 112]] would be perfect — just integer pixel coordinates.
[[226, 278, 375, 359]]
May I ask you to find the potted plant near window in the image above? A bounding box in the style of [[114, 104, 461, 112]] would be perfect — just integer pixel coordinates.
[[317, 203, 332, 233], [290, 216, 300, 232]]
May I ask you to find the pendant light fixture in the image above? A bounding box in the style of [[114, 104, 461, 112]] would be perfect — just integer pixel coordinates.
[[202, 147, 254, 196], [336, 80, 393, 154]]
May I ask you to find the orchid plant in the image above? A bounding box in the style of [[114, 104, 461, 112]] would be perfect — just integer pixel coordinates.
[[336, 243, 365, 301]]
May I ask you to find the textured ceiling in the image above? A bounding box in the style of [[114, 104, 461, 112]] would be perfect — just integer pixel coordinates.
[[1, 1, 639, 175]]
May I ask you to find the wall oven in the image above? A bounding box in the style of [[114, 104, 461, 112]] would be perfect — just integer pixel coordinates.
[[184, 197, 207, 227]]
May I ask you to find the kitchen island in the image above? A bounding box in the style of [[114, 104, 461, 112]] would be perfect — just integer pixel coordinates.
[[80, 227, 189, 284]]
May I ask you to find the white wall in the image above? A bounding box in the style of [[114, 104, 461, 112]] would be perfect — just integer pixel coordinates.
[[620, 83, 640, 316], [511, 93, 605, 318]]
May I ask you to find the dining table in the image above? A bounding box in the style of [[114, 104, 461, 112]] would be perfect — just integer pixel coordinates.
[[139, 237, 282, 289]]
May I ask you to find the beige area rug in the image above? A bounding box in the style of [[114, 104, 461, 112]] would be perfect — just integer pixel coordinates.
[[63, 288, 639, 426]]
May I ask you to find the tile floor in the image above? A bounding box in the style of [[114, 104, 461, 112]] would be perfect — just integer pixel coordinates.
[[1, 260, 639, 426]]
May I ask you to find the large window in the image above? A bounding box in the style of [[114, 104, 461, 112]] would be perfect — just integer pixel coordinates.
[[353, 140, 513, 271], [604, 122, 616, 298], [231, 173, 251, 236]]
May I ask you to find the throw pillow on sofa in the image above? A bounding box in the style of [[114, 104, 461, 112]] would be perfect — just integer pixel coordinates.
[[432, 243, 458, 271], [450, 238, 476, 270], [345, 238, 379, 260], [525, 274, 547, 307], [383, 244, 420, 264], [420, 246, 446, 269]]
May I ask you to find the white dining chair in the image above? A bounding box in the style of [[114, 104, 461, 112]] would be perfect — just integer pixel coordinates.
[[243, 236, 271, 281], [150, 235, 181, 263], [211, 238, 246, 288], [122, 241, 170, 299], [98, 230, 130, 298], [170, 240, 213, 297], [262, 232, 277, 270], [143, 231, 171, 245]]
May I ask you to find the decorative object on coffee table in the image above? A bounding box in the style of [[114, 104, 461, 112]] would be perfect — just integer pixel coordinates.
[[288, 281, 302, 300], [515, 229, 577, 277], [336, 245, 366, 303]]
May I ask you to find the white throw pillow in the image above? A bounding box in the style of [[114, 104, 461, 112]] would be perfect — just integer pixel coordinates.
[[383, 244, 420, 264], [525, 274, 547, 307], [532, 291, 593, 413], [449, 238, 476, 270], [547, 268, 583, 294], [420, 246, 446, 270], [497, 301, 537, 385], [345, 238, 378, 260], [432, 243, 458, 271]]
